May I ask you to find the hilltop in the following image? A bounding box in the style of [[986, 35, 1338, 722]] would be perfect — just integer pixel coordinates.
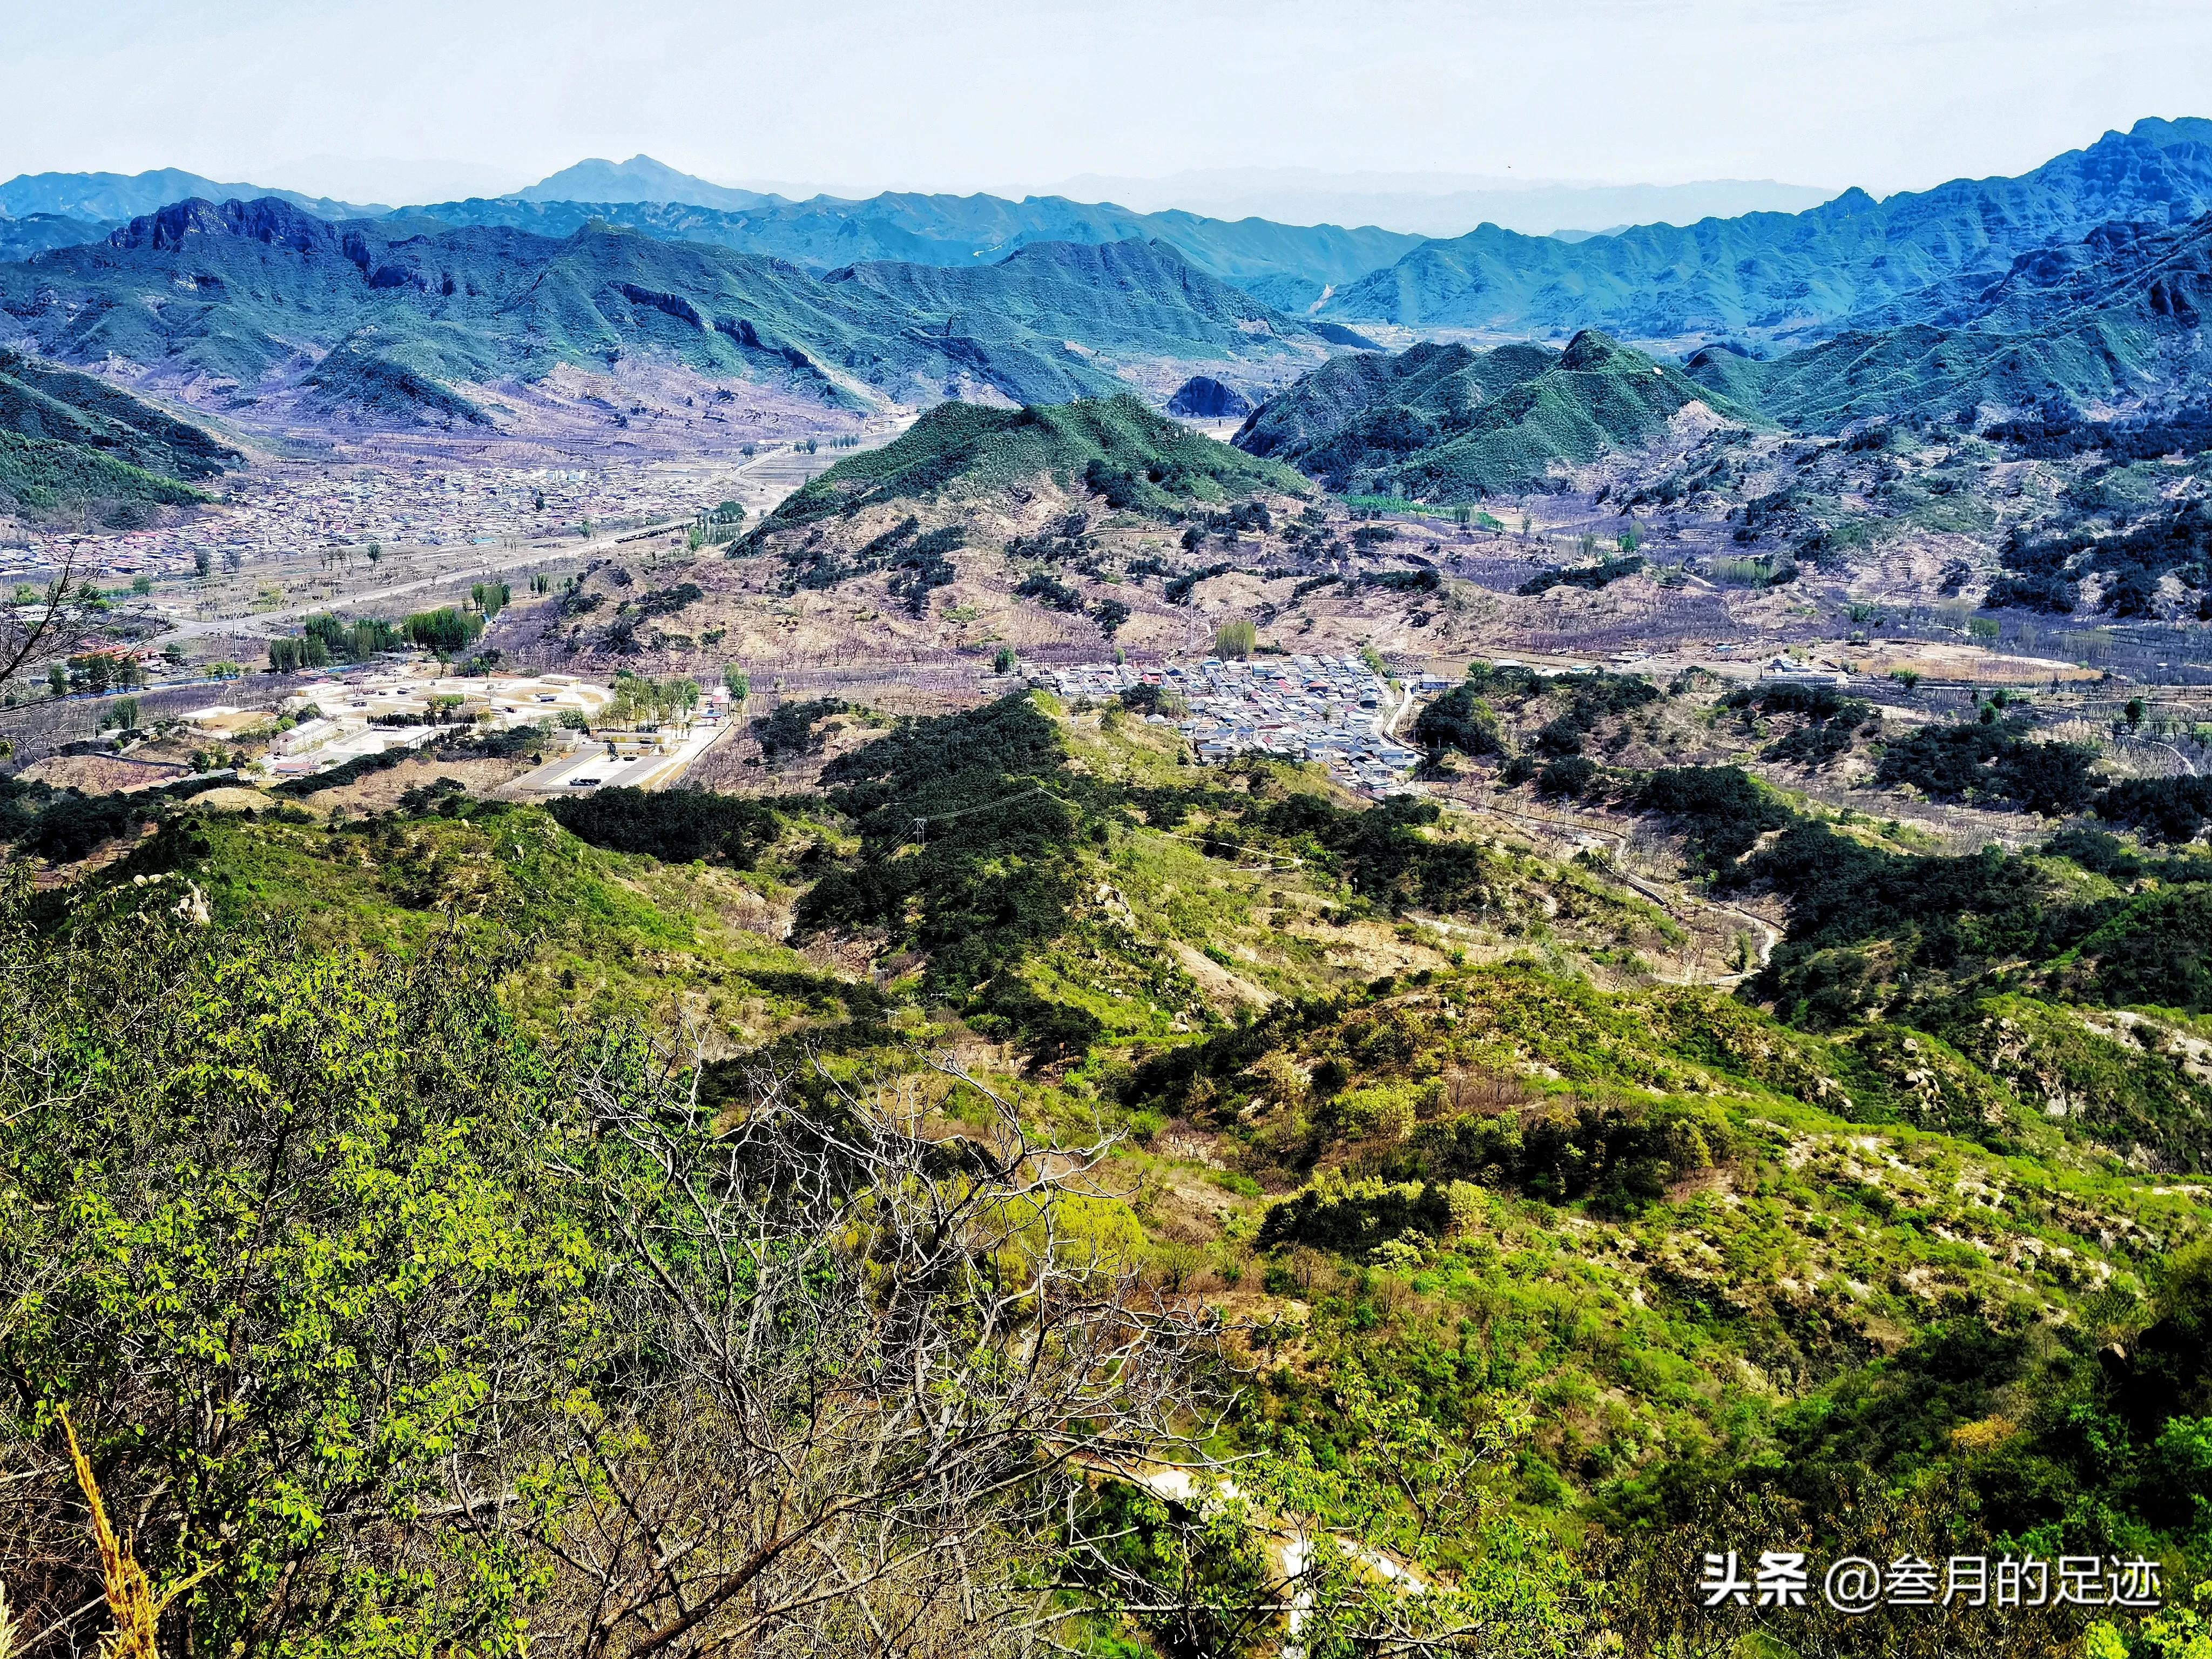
[[515, 154, 777, 211], [775, 392, 1310, 525], [1235, 329, 1761, 500], [515, 395, 1339, 670]]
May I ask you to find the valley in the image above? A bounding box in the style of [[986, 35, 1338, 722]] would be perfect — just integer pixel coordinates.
[[7, 103, 2212, 1659]]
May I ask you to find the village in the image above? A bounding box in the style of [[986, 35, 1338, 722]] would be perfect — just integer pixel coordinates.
[[0, 454, 781, 592], [1046, 653, 1431, 795]]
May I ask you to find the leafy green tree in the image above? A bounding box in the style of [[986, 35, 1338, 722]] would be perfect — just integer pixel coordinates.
[[0, 887, 1229, 1658], [402, 606, 484, 664], [0, 901, 596, 1656]]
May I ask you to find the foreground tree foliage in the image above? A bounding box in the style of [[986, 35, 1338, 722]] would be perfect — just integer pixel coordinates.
[[0, 874, 1209, 1655], [0, 871, 1581, 1657]]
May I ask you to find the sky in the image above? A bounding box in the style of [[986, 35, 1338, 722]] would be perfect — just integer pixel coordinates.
[[4, 0, 2210, 207]]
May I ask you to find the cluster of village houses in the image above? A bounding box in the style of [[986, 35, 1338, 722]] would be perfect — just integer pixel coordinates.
[[2, 460, 747, 588], [1048, 655, 1435, 795]]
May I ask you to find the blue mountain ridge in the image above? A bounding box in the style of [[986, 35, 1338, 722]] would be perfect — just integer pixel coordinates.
[[0, 197, 1348, 420], [1316, 119, 2212, 348], [1236, 201, 2212, 500], [394, 192, 1425, 313], [0, 167, 380, 222], [1682, 210, 2212, 427], [9, 119, 2211, 348]]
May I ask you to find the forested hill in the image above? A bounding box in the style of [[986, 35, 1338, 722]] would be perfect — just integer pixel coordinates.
[[1318, 118, 2212, 345], [0, 348, 237, 521], [771, 393, 1310, 526], [0, 200, 1344, 420], [1235, 330, 1759, 500]]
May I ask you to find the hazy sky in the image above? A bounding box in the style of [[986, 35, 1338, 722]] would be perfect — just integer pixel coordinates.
[[5, 0, 2209, 204]]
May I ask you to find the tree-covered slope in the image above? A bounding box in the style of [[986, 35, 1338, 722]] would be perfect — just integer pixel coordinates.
[[1685, 210, 2212, 427], [1235, 329, 1762, 499], [0, 348, 236, 518], [773, 392, 1312, 525], [0, 430, 212, 520], [8, 688, 2212, 1657], [0, 349, 240, 477], [1319, 118, 2212, 345]]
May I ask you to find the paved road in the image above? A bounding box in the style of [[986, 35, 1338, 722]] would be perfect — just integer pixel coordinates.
[[508, 719, 727, 795], [157, 541, 598, 643]]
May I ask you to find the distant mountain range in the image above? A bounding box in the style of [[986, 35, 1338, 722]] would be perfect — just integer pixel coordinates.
[[514, 156, 779, 212], [0, 198, 1347, 422], [1233, 188, 2212, 500], [5, 118, 2210, 443], [394, 193, 1425, 314], [0, 213, 110, 264], [6, 122, 2210, 355], [0, 167, 378, 224], [1040, 167, 1839, 239], [1683, 211, 2212, 427], [1316, 119, 2212, 347]]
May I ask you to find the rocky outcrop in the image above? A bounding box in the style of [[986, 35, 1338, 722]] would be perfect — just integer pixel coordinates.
[[1166, 375, 1252, 419]]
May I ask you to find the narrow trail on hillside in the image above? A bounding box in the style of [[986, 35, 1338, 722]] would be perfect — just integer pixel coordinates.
[[1430, 797, 1781, 988]]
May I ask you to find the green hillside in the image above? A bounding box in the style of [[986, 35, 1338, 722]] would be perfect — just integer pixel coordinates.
[[772, 393, 1313, 526], [0, 430, 211, 518], [0, 349, 237, 474], [5, 685, 2210, 1655], [1237, 329, 1763, 500], [0, 349, 233, 518]]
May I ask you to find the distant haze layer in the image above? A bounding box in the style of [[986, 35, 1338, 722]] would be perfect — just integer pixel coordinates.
[[1038, 170, 1840, 238]]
